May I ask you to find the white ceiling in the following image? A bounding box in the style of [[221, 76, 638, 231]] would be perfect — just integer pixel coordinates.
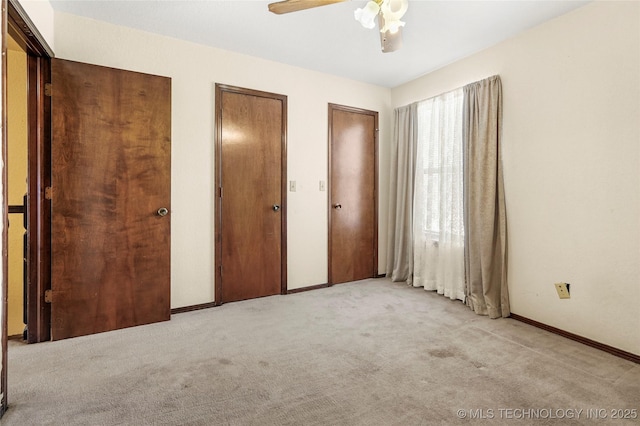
[[49, 0, 590, 88]]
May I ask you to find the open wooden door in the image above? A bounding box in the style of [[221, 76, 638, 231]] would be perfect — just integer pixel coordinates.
[[50, 59, 171, 340]]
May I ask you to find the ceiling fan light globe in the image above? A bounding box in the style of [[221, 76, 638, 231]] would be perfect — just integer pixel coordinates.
[[381, 0, 408, 21], [354, 1, 380, 29]]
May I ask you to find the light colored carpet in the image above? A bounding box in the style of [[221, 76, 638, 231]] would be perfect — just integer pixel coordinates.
[[3, 278, 639, 425]]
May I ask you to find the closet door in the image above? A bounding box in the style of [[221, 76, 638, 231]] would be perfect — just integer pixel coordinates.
[[215, 84, 287, 303], [328, 104, 378, 284]]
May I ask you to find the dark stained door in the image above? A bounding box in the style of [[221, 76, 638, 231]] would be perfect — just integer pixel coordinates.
[[50, 59, 171, 340], [329, 104, 378, 284], [215, 85, 286, 303]]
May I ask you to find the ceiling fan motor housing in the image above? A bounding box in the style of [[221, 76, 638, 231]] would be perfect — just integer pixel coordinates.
[[379, 15, 403, 52]]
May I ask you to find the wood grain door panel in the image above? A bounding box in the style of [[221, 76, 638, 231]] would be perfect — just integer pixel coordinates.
[[329, 105, 378, 284], [51, 59, 171, 340], [216, 86, 286, 303]]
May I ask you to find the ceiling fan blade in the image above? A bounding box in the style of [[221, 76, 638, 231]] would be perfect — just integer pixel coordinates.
[[268, 0, 348, 15]]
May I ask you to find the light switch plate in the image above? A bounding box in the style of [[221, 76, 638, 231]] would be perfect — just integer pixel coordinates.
[[319, 180, 325, 191], [289, 181, 296, 192]]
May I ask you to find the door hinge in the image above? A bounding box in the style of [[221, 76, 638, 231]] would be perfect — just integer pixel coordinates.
[[219, 187, 223, 198], [44, 289, 52, 303], [44, 83, 52, 97], [44, 186, 53, 200]]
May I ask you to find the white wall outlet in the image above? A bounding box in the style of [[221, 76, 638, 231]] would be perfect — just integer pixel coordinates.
[[289, 180, 296, 192], [554, 282, 571, 299], [319, 180, 326, 191]]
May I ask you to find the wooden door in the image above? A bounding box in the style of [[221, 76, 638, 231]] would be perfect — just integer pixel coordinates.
[[329, 104, 378, 284], [50, 59, 171, 340], [215, 85, 287, 303]]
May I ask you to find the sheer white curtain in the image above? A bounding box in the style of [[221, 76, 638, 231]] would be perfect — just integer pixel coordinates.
[[411, 89, 466, 301]]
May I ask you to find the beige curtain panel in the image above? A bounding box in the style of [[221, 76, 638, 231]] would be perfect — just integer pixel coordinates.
[[463, 75, 510, 318], [387, 75, 509, 319], [386, 104, 418, 282]]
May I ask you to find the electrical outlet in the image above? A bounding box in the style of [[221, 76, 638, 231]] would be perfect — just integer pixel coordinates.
[[554, 282, 571, 299]]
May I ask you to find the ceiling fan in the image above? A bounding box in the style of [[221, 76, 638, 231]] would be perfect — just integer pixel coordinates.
[[268, 0, 409, 53]]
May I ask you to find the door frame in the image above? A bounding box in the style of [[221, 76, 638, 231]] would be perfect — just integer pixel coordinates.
[[214, 84, 288, 304], [6, 0, 53, 345], [2, 0, 53, 413], [327, 103, 379, 285]]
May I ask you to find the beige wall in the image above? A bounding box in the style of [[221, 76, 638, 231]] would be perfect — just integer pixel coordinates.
[[53, 12, 392, 307], [392, 1, 640, 355], [7, 44, 28, 336]]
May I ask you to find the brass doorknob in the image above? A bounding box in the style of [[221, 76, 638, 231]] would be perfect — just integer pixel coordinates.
[[334, 204, 342, 209], [157, 207, 169, 217]]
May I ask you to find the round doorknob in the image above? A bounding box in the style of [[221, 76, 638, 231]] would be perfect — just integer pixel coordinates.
[[273, 204, 280, 212], [157, 207, 169, 217], [334, 204, 342, 209]]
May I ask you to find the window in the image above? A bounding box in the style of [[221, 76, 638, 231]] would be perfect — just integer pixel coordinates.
[[414, 88, 464, 243]]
